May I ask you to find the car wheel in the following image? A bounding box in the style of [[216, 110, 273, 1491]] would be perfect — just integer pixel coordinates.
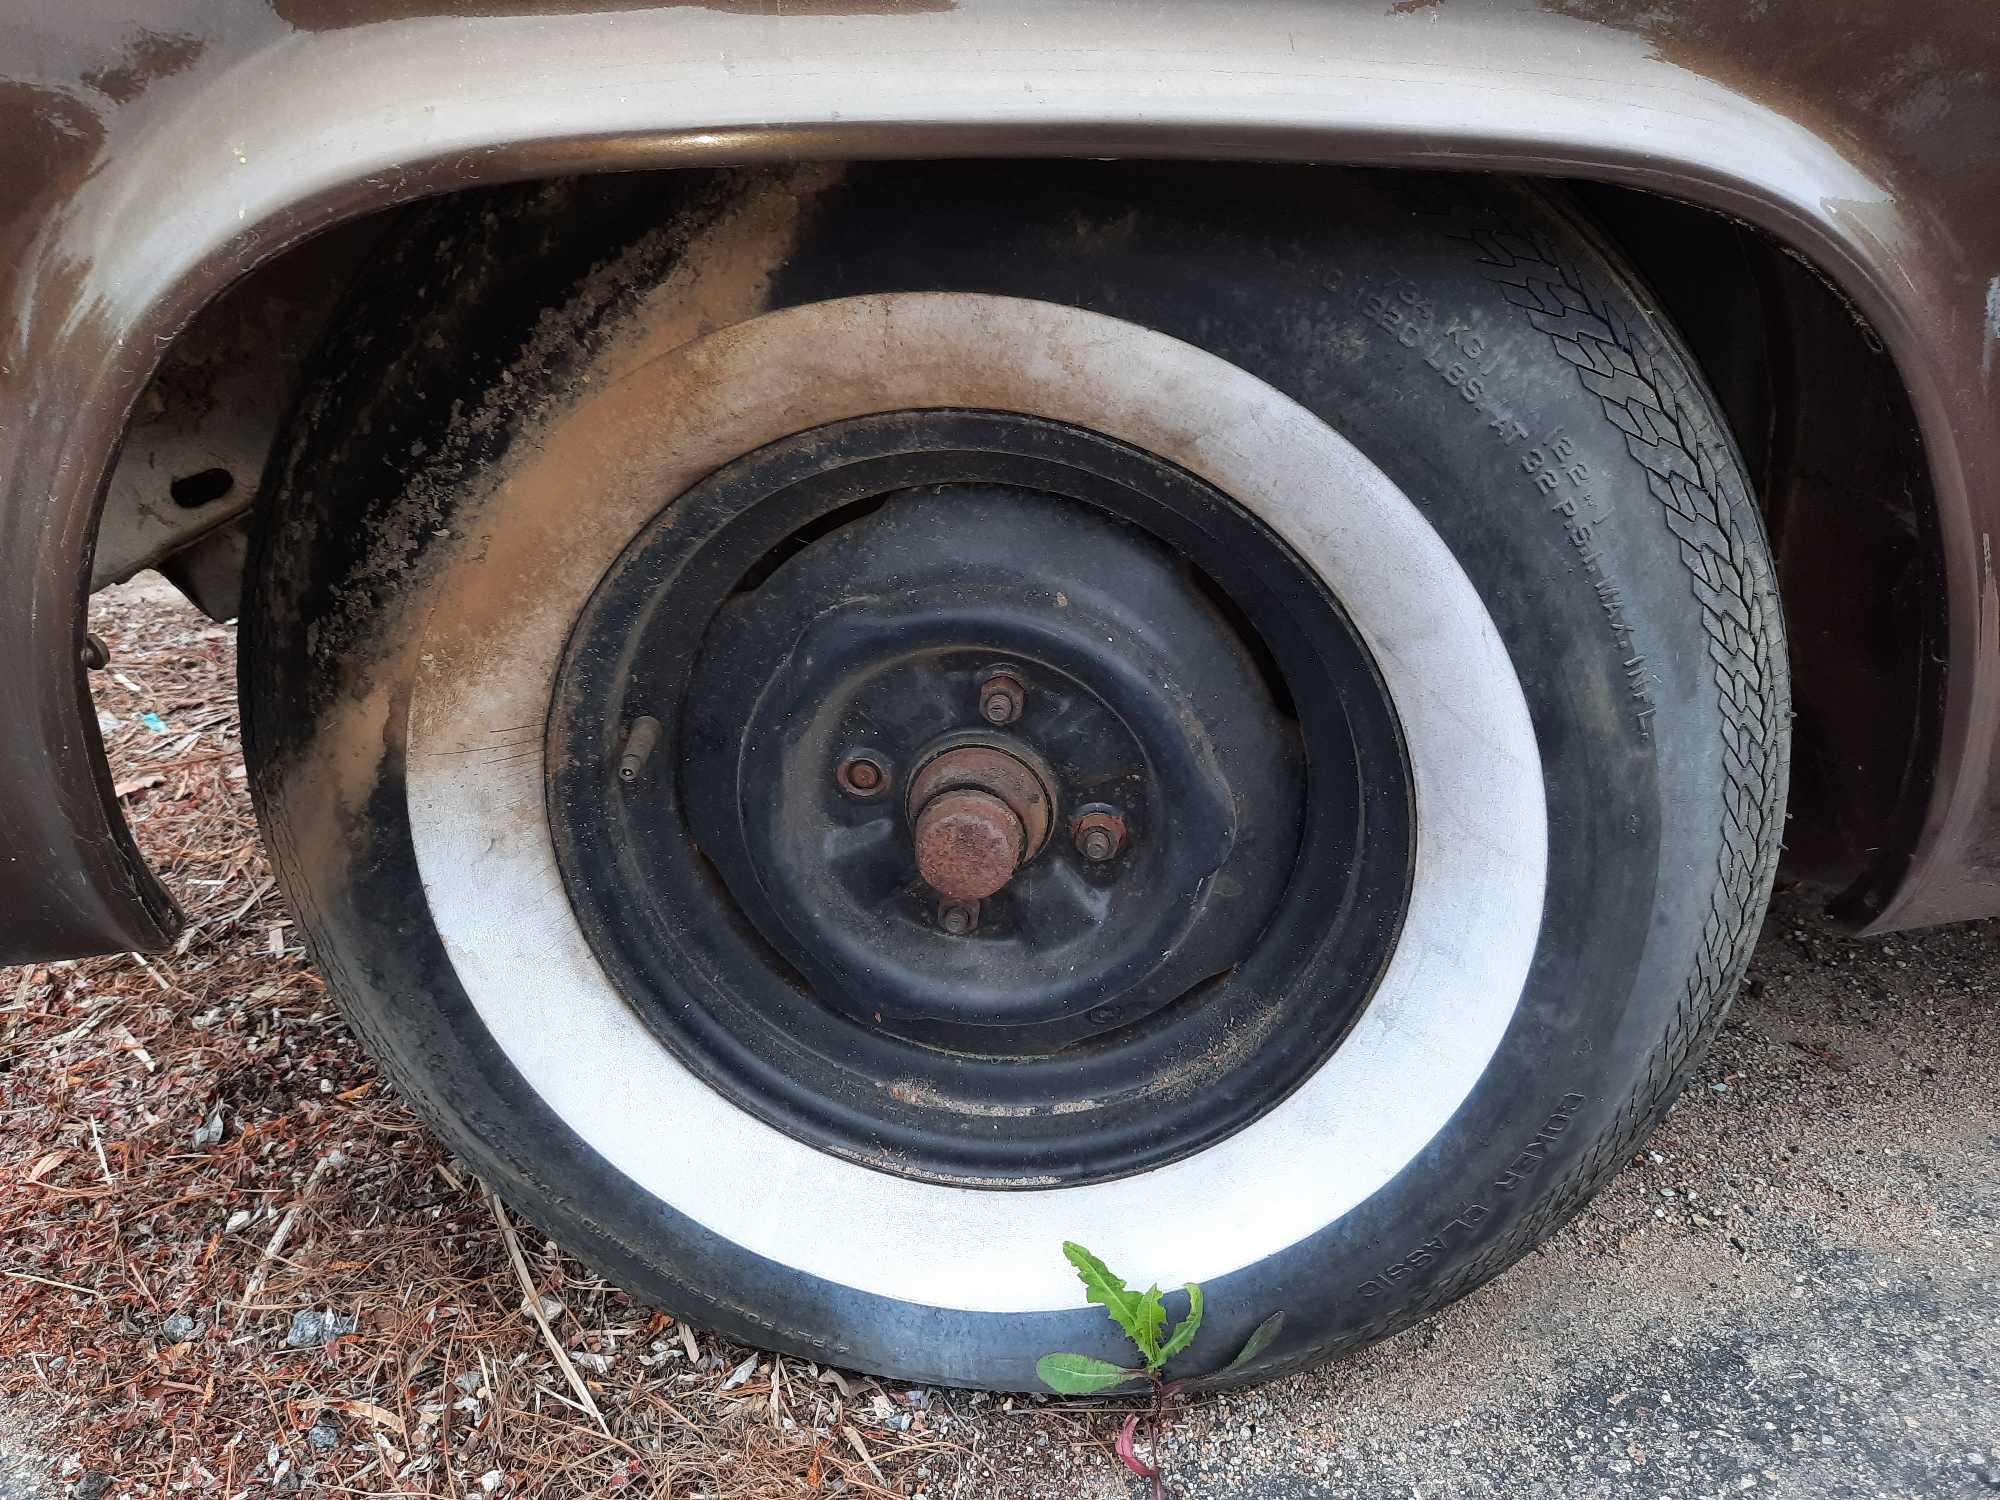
[[242, 162, 1788, 1389]]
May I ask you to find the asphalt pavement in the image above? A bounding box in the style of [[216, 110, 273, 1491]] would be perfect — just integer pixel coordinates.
[[969, 893, 1999, 1500]]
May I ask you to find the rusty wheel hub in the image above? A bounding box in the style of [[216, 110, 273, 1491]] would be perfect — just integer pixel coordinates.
[[907, 741, 1054, 903], [672, 468, 1295, 1049], [914, 788, 1024, 901]]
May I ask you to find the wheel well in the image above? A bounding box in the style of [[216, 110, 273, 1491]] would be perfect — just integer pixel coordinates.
[[1565, 183, 1941, 920], [100, 165, 1942, 918]]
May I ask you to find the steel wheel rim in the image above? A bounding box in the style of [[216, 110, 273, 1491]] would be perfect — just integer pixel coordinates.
[[545, 409, 1411, 1185], [400, 292, 1545, 1313]]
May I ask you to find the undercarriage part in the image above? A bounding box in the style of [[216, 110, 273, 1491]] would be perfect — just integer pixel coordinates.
[[153, 515, 251, 623], [88, 216, 390, 604]]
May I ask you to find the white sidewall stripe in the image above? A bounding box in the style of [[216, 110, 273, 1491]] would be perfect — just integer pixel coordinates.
[[403, 293, 1546, 1314]]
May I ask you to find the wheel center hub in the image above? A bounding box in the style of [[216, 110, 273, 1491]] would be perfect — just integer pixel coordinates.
[[914, 789, 1023, 901], [907, 741, 1053, 901], [667, 476, 1299, 1048]]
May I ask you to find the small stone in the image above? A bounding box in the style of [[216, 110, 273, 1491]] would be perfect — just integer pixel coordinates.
[[307, 1418, 340, 1452], [192, 1104, 228, 1152], [75, 1475, 112, 1500], [285, 1308, 357, 1348], [225, 1209, 254, 1234], [158, 1312, 201, 1344], [192, 1102, 226, 1150]]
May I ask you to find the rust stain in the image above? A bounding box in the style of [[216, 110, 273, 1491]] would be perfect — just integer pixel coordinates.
[[1541, 0, 2000, 179], [79, 29, 206, 105], [913, 788, 1024, 902], [0, 82, 105, 316]]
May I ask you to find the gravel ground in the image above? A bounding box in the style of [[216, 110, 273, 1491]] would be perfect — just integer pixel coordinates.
[[2, 577, 1995, 1499]]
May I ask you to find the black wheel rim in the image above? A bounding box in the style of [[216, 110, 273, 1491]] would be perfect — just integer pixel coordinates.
[[548, 410, 1412, 1186]]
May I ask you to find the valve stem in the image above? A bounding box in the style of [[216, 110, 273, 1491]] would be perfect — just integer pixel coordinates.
[[617, 715, 662, 782]]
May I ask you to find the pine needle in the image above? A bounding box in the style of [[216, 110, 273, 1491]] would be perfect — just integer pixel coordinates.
[[489, 1189, 610, 1437]]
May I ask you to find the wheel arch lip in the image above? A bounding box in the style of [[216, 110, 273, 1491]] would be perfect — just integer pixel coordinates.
[[0, 0, 1993, 962]]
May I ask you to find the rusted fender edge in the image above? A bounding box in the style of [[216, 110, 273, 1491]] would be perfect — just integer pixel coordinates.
[[2, 0, 1994, 960]]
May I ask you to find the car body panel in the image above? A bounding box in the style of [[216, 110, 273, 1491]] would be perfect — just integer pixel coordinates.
[[2, 0, 1996, 961]]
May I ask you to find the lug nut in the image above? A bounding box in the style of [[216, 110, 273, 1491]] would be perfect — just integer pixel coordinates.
[[978, 672, 1025, 726], [937, 899, 979, 936], [837, 755, 887, 797], [1072, 809, 1127, 863]]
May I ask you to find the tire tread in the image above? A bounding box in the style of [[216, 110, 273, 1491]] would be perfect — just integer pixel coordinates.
[[1318, 202, 1790, 1364]]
